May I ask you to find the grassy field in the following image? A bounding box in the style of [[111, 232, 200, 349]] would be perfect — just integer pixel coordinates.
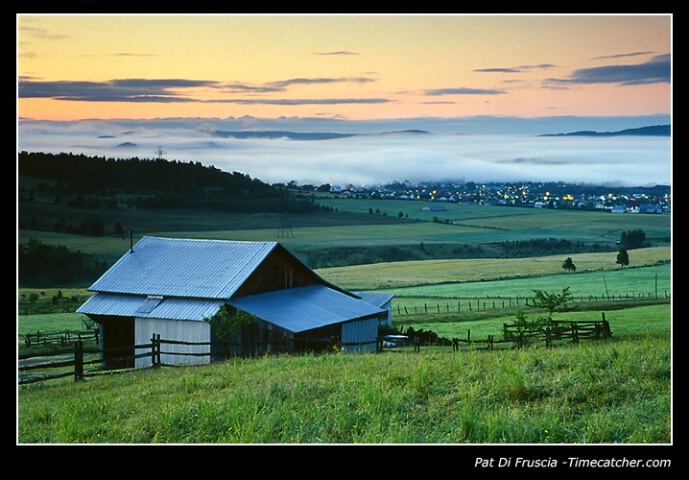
[[18, 330, 670, 444], [19, 197, 671, 262], [316, 246, 671, 290], [17, 195, 673, 445]]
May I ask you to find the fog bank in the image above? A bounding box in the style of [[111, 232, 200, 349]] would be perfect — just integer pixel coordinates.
[[17, 118, 671, 187]]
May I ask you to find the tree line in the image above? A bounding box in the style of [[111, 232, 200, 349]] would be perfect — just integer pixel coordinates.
[[18, 151, 320, 214], [18, 239, 109, 287]]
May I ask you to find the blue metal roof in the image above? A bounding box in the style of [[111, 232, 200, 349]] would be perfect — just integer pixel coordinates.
[[87, 236, 277, 299], [353, 292, 395, 307], [77, 292, 225, 321], [229, 285, 385, 333]]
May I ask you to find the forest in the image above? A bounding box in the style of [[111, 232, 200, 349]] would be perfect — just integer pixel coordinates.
[[18, 151, 321, 214]]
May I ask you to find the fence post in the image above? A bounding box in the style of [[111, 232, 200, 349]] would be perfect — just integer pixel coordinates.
[[151, 333, 161, 367], [74, 340, 84, 381], [156, 333, 161, 366]]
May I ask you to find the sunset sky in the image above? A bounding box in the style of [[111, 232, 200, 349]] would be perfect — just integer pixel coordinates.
[[17, 14, 671, 122]]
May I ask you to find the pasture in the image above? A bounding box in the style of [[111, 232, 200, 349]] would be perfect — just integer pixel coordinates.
[[18, 196, 670, 266], [17, 193, 672, 445], [18, 329, 671, 444]]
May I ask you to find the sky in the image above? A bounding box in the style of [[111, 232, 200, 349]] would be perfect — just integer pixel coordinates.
[[16, 14, 672, 187], [17, 14, 671, 122]]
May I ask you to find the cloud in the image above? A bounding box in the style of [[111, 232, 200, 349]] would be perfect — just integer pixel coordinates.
[[211, 98, 391, 106], [268, 77, 375, 89], [474, 68, 522, 73], [474, 64, 555, 73], [17, 116, 671, 187], [424, 87, 505, 96], [313, 51, 359, 55], [19, 76, 380, 105], [592, 51, 655, 60], [18, 78, 219, 102], [552, 53, 670, 86]]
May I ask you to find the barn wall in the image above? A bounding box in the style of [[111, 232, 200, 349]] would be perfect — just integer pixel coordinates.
[[233, 246, 321, 298], [380, 300, 393, 326], [341, 316, 379, 353], [135, 318, 211, 367]]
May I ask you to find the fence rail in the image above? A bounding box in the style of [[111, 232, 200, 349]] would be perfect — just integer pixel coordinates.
[[18, 334, 376, 385], [395, 292, 669, 316], [19, 314, 613, 384], [22, 329, 99, 347]]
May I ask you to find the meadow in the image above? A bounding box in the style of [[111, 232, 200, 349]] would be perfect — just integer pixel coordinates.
[[17, 194, 672, 445], [18, 327, 670, 444]]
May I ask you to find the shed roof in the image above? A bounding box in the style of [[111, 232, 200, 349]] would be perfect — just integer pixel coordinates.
[[353, 292, 395, 308], [87, 236, 278, 299], [229, 285, 385, 333], [77, 292, 224, 321]]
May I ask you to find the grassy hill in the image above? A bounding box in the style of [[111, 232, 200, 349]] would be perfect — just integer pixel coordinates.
[[17, 153, 672, 445], [19, 319, 670, 444], [316, 247, 670, 290]]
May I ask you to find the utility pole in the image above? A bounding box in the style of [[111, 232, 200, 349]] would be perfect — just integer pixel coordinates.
[[154, 146, 166, 160]]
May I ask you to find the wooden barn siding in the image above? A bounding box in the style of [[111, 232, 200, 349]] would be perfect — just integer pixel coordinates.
[[380, 300, 393, 326], [341, 316, 379, 353], [135, 317, 211, 368], [233, 246, 322, 298]]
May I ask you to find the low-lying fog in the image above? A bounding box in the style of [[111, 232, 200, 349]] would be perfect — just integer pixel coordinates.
[[17, 117, 671, 187]]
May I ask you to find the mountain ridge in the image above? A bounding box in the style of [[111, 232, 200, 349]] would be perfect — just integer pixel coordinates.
[[541, 125, 670, 137]]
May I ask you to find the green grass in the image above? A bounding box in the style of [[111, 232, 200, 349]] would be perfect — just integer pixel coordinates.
[[17, 196, 673, 445], [17, 331, 670, 444], [400, 303, 670, 343], [387, 263, 671, 300], [19, 198, 671, 262], [317, 247, 670, 290]]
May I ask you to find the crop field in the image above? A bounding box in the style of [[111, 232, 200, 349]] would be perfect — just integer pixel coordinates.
[[19, 197, 671, 260], [316, 246, 671, 290]]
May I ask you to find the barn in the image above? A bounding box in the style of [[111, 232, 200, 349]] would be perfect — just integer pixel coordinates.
[[77, 236, 388, 368]]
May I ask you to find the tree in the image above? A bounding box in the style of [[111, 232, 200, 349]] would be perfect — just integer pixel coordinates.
[[205, 306, 255, 344], [619, 229, 646, 249], [562, 257, 576, 273], [616, 248, 630, 268], [531, 287, 573, 320]]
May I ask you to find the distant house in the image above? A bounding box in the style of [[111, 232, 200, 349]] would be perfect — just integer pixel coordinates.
[[638, 204, 663, 214], [77, 236, 387, 368]]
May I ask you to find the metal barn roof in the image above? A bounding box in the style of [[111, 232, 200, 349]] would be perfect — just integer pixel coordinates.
[[229, 285, 385, 333], [353, 292, 395, 307], [77, 292, 224, 321], [87, 236, 278, 299]]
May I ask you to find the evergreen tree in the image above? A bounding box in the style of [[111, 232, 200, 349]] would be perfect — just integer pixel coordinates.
[[616, 248, 630, 267]]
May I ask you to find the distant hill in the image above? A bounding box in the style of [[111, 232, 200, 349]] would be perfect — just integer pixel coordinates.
[[212, 129, 430, 141], [17, 151, 320, 214], [213, 130, 355, 140], [542, 125, 670, 137]]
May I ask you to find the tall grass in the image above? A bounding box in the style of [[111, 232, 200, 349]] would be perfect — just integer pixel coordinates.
[[18, 333, 670, 444]]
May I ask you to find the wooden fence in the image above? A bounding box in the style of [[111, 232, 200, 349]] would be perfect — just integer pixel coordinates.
[[395, 292, 669, 316], [502, 313, 612, 348], [19, 315, 612, 384], [18, 334, 373, 385], [390, 313, 612, 353], [22, 329, 99, 347]]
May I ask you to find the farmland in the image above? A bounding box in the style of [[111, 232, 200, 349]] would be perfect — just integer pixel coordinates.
[[17, 167, 672, 445]]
